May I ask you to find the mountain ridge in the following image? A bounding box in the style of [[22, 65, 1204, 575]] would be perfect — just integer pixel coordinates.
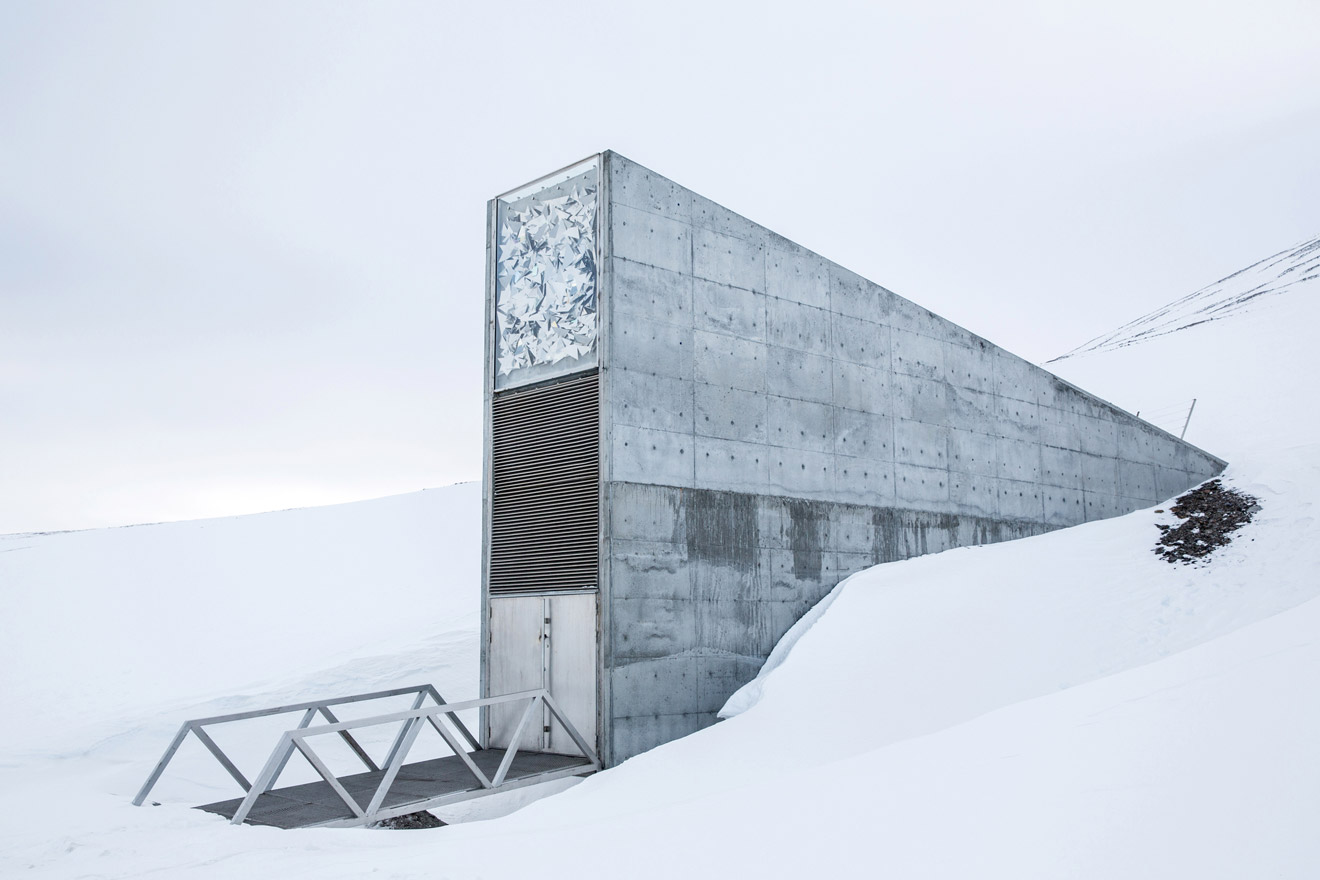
[[1050, 234, 1320, 362]]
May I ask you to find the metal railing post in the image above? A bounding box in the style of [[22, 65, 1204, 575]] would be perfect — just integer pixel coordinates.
[[231, 731, 297, 826], [132, 723, 192, 806], [365, 717, 423, 817], [381, 690, 428, 770], [264, 707, 318, 793], [492, 695, 540, 787], [292, 735, 365, 820], [426, 713, 493, 789], [424, 683, 481, 752], [319, 705, 381, 772], [542, 689, 601, 768], [190, 725, 252, 793]]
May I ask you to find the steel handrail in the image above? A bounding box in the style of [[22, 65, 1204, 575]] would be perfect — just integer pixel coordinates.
[[133, 683, 478, 807], [227, 688, 599, 826]]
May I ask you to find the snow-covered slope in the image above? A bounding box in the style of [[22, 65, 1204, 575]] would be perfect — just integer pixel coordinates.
[[1048, 239, 1320, 467], [1053, 233, 1319, 360], [0, 484, 481, 757], [2, 242, 1318, 879]]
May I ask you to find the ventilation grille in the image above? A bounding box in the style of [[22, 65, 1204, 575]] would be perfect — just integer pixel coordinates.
[[489, 371, 600, 595]]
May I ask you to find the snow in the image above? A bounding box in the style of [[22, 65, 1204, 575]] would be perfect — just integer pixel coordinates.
[[0, 485, 482, 753], [3, 245, 1319, 878], [1052, 234, 1319, 361]]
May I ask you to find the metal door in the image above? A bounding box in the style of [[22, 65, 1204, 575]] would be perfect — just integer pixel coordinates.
[[487, 593, 597, 757], [487, 595, 545, 753]]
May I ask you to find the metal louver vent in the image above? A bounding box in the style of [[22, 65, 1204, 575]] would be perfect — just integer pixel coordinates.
[[489, 371, 600, 594]]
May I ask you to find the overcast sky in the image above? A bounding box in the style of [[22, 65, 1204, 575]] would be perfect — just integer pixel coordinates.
[[2, 1, 1317, 534]]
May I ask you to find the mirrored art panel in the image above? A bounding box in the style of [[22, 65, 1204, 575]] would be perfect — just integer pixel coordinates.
[[494, 158, 599, 390]]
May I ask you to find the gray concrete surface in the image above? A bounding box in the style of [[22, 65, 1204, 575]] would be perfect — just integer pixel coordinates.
[[597, 151, 1224, 764]]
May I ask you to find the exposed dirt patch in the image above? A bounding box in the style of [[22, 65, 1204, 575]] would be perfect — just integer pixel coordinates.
[[369, 811, 446, 830], [1155, 479, 1260, 564]]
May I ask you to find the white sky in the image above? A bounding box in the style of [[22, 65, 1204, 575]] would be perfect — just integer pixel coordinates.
[[2, 0, 1317, 534]]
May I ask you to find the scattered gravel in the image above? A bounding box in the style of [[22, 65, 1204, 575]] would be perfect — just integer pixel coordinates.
[[369, 811, 446, 830], [1154, 479, 1260, 564]]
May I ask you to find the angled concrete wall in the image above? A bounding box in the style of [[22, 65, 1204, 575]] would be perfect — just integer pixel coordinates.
[[596, 151, 1224, 764]]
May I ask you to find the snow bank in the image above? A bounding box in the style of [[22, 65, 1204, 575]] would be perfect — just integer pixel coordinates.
[[718, 578, 846, 719]]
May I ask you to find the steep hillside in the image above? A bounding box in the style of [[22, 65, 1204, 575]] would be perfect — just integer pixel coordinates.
[[1053, 233, 1319, 360], [1048, 236, 1320, 461]]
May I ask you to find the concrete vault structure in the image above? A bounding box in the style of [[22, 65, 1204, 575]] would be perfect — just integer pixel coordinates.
[[480, 152, 1225, 767]]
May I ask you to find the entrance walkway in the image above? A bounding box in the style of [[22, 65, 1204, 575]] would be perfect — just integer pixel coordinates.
[[135, 684, 599, 828]]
